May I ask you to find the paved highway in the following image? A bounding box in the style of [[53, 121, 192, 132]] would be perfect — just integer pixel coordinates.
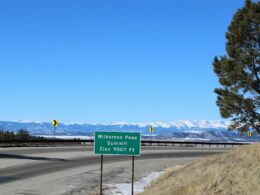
[[0, 146, 233, 194], [0, 145, 230, 155]]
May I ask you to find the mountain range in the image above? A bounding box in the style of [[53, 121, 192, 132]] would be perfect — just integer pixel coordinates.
[[0, 120, 259, 142]]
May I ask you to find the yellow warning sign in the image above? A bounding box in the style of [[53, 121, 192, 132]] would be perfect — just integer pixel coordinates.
[[52, 120, 58, 127], [149, 126, 154, 133], [248, 131, 252, 137]]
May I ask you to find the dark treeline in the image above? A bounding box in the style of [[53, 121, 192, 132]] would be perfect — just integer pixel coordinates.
[[0, 129, 45, 140]]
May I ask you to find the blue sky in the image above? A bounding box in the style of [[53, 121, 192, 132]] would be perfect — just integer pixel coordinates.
[[0, 0, 245, 123]]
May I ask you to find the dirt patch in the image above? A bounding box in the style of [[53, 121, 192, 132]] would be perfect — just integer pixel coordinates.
[[139, 144, 260, 195]]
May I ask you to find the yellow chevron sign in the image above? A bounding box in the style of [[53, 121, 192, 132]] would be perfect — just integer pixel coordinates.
[[248, 131, 252, 137], [149, 126, 154, 133], [52, 120, 58, 127]]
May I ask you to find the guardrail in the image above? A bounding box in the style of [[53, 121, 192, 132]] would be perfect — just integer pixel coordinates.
[[142, 140, 248, 147], [0, 139, 248, 147]]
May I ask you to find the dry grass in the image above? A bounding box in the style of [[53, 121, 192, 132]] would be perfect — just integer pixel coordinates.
[[139, 144, 260, 195]]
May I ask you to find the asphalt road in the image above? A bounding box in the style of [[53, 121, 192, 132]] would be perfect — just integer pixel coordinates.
[[0, 146, 231, 186], [0, 145, 228, 155]]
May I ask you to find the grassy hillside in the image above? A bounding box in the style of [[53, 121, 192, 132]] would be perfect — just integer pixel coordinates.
[[139, 144, 260, 195]]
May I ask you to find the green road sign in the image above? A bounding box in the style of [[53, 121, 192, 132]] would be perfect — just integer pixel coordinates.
[[94, 131, 141, 156]]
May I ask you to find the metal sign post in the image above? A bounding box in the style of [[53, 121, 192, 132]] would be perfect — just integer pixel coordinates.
[[149, 126, 154, 145], [100, 155, 103, 195], [131, 156, 135, 195]]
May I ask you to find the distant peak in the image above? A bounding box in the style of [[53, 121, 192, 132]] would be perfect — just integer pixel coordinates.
[[3, 120, 230, 129]]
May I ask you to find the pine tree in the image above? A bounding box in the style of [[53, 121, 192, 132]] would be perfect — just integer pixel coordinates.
[[16, 129, 30, 140], [213, 0, 260, 133]]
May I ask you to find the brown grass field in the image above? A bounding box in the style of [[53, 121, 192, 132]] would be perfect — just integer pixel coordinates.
[[139, 144, 260, 195]]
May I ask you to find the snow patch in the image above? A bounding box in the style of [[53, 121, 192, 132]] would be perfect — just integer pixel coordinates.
[[105, 171, 164, 195], [38, 135, 93, 140]]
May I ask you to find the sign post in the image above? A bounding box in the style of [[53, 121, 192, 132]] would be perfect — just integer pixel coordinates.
[[131, 156, 134, 195], [52, 120, 58, 139], [149, 126, 154, 144], [100, 155, 103, 195], [94, 131, 141, 195]]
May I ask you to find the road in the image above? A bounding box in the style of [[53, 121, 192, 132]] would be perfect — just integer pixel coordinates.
[[0, 146, 233, 195]]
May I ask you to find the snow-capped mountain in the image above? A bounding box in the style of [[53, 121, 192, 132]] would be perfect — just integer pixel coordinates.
[[89, 120, 230, 129], [0, 120, 259, 142]]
